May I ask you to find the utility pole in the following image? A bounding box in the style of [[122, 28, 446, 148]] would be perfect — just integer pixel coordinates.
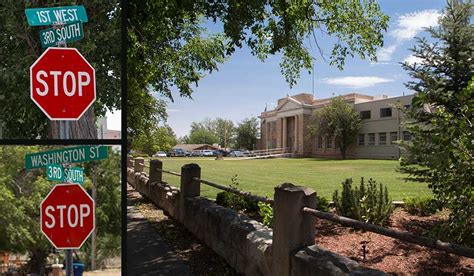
[[91, 165, 97, 270]]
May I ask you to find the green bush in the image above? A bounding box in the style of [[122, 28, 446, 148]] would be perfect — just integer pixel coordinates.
[[316, 195, 330, 212], [403, 196, 440, 216], [332, 177, 393, 226], [257, 202, 273, 227], [215, 175, 259, 212]]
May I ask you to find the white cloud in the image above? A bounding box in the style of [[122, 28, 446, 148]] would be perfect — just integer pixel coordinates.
[[322, 76, 394, 88], [392, 9, 441, 42], [403, 55, 425, 65], [376, 44, 398, 62], [167, 109, 181, 112]]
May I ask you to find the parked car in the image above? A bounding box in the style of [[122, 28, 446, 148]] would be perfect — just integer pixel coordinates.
[[152, 151, 167, 157], [229, 150, 244, 157], [168, 148, 186, 157], [201, 150, 214, 156], [191, 150, 202, 157], [213, 149, 228, 157], [184, 150, 193, 157]]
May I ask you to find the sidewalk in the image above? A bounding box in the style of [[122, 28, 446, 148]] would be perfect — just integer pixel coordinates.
[[127, 184, 191, 276]]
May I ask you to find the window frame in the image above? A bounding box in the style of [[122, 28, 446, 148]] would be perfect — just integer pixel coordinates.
[[368, 133, 375, 145], [380, 107, 392, 118]]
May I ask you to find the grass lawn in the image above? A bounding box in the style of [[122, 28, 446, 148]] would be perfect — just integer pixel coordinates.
[[143, 157, 430, 201]]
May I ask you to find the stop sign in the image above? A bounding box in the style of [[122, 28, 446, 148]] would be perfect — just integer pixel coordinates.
[[30, 47, 96, 120], [40, 183, 95, 249]]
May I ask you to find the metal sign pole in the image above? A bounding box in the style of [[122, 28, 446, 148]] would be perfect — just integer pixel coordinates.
[[54, 22, 70, 140], [62, 162, 73, 276]]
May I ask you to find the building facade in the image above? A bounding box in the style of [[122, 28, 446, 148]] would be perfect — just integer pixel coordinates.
[[259, 93, 414, 159]]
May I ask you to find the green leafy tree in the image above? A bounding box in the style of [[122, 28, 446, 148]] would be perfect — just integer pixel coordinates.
[[399, 0, 473, 245], [235, 117, 260, 150], [307, 96, 361, 159], [128, 0, 389, 139], [0, 1, 121, 138], [133, 126, 178, 155], [215, 118, 235, 148], [188, 128, 219, 145]]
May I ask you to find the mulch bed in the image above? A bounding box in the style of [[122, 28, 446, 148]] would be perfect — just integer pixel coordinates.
[[314, 208, 474, 275]]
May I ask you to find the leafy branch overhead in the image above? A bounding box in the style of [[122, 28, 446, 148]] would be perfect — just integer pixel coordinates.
[[128, 0, 389, 138]]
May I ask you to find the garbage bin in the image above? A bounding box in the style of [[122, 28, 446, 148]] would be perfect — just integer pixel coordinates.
[[73, 262, 85, 276]]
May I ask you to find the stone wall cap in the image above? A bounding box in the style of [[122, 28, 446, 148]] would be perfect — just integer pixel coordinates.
[[276, 183, 316, 195]]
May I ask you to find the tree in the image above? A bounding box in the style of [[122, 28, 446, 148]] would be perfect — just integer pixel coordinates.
[[132, 125, 177, 155], [235, 117, 260, 150], [307, 96, 361, 159], [128, 1, 389, 138], [215, 118, 235, 149], [0, 1, 121, 139], [399, 0, 473, 245], [188, 128, 219, 145]]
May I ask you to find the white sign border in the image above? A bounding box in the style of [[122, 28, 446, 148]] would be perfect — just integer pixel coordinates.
[[40, 183, 96, 249], [30, 47, 96, 121]]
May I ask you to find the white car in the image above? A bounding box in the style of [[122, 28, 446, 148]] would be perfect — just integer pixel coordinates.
[[152, 151, 167, 157], [201, 150, 214, 156], [229, 150, 244, 157]]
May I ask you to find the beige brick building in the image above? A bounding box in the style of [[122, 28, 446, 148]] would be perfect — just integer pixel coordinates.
[[259, 92, 414, 159]]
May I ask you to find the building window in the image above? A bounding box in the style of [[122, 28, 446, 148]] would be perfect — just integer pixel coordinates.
[[360, 110, 371, 119], [403, 131, 411, 141], [390, 132, 398, 144], [368, 133, 375, 145], [326, 136, 333, 148], [380, 107, 392, 118], [317, 136, 323, 148], [358, 134, 365, 146], [379, 132, 387, 145]]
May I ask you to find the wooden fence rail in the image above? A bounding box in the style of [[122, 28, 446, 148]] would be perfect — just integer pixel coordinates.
[[302, 207, 474, 258]]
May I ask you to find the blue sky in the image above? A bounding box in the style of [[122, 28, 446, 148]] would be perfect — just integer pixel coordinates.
[[163, 0, 445, 137]]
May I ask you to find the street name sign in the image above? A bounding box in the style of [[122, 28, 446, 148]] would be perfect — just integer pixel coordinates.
[[30, 47, 96, 120], [39, 21, 84, 48], [25, 146, 108, 170], [40, 183, 95, 249], [25, 6, 88, 26], [47, 164, 84, 184]]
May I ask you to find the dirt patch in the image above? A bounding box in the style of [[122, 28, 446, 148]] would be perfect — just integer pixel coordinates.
[[131, 190, 238, 276], [315, 208, 474, 274]]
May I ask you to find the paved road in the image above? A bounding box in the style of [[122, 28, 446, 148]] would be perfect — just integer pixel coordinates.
[[127, 184, 191, 276]]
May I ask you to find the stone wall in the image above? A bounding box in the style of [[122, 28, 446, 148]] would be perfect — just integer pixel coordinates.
[[128, 157, 385, 275]]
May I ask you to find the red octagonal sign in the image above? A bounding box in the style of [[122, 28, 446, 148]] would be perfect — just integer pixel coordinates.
[[40, 183, 95, 249], [30, 47, 96, 120]]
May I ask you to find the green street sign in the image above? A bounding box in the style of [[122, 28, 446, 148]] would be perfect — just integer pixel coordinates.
[[39, 21, 84, 48], [46, 164, 84, 184], [25, 146, 108, 170], [25, 5, 88, 26]]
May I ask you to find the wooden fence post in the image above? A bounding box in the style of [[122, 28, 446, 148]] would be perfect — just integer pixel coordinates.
[[149, 159, 163, 183], [134, 157, 144, 172], [272, 183, 316, 276], [179, 163, 201, 222], [127, 156, 134, 168], [148, 159, 163, 197]]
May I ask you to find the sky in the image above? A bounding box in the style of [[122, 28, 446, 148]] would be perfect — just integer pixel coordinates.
[[162, 0, 446, 138]]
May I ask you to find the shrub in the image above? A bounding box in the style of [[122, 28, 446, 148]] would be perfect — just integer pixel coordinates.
[[215, 175, 259, 212], [332, 177, 393, 226], [257, 202, 273, 227], [316, 195, 330, 212], [403, 196, 440, 216]]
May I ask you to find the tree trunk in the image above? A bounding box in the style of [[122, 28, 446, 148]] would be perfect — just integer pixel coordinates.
[[25, 248, 48, 274], [48, 107, 98, 139]]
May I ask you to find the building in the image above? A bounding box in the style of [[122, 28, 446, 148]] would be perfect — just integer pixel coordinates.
[[97, 117, 121, 139], [173, 144, 220, 152], [259, 92, 414, 159]]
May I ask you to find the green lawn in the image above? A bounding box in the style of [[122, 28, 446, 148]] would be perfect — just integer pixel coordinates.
[[143, 157, 430, 201]]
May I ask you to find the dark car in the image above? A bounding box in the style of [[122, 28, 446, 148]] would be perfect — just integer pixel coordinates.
[[168, 148, 186, 157], [213, 149, 228, 157]]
